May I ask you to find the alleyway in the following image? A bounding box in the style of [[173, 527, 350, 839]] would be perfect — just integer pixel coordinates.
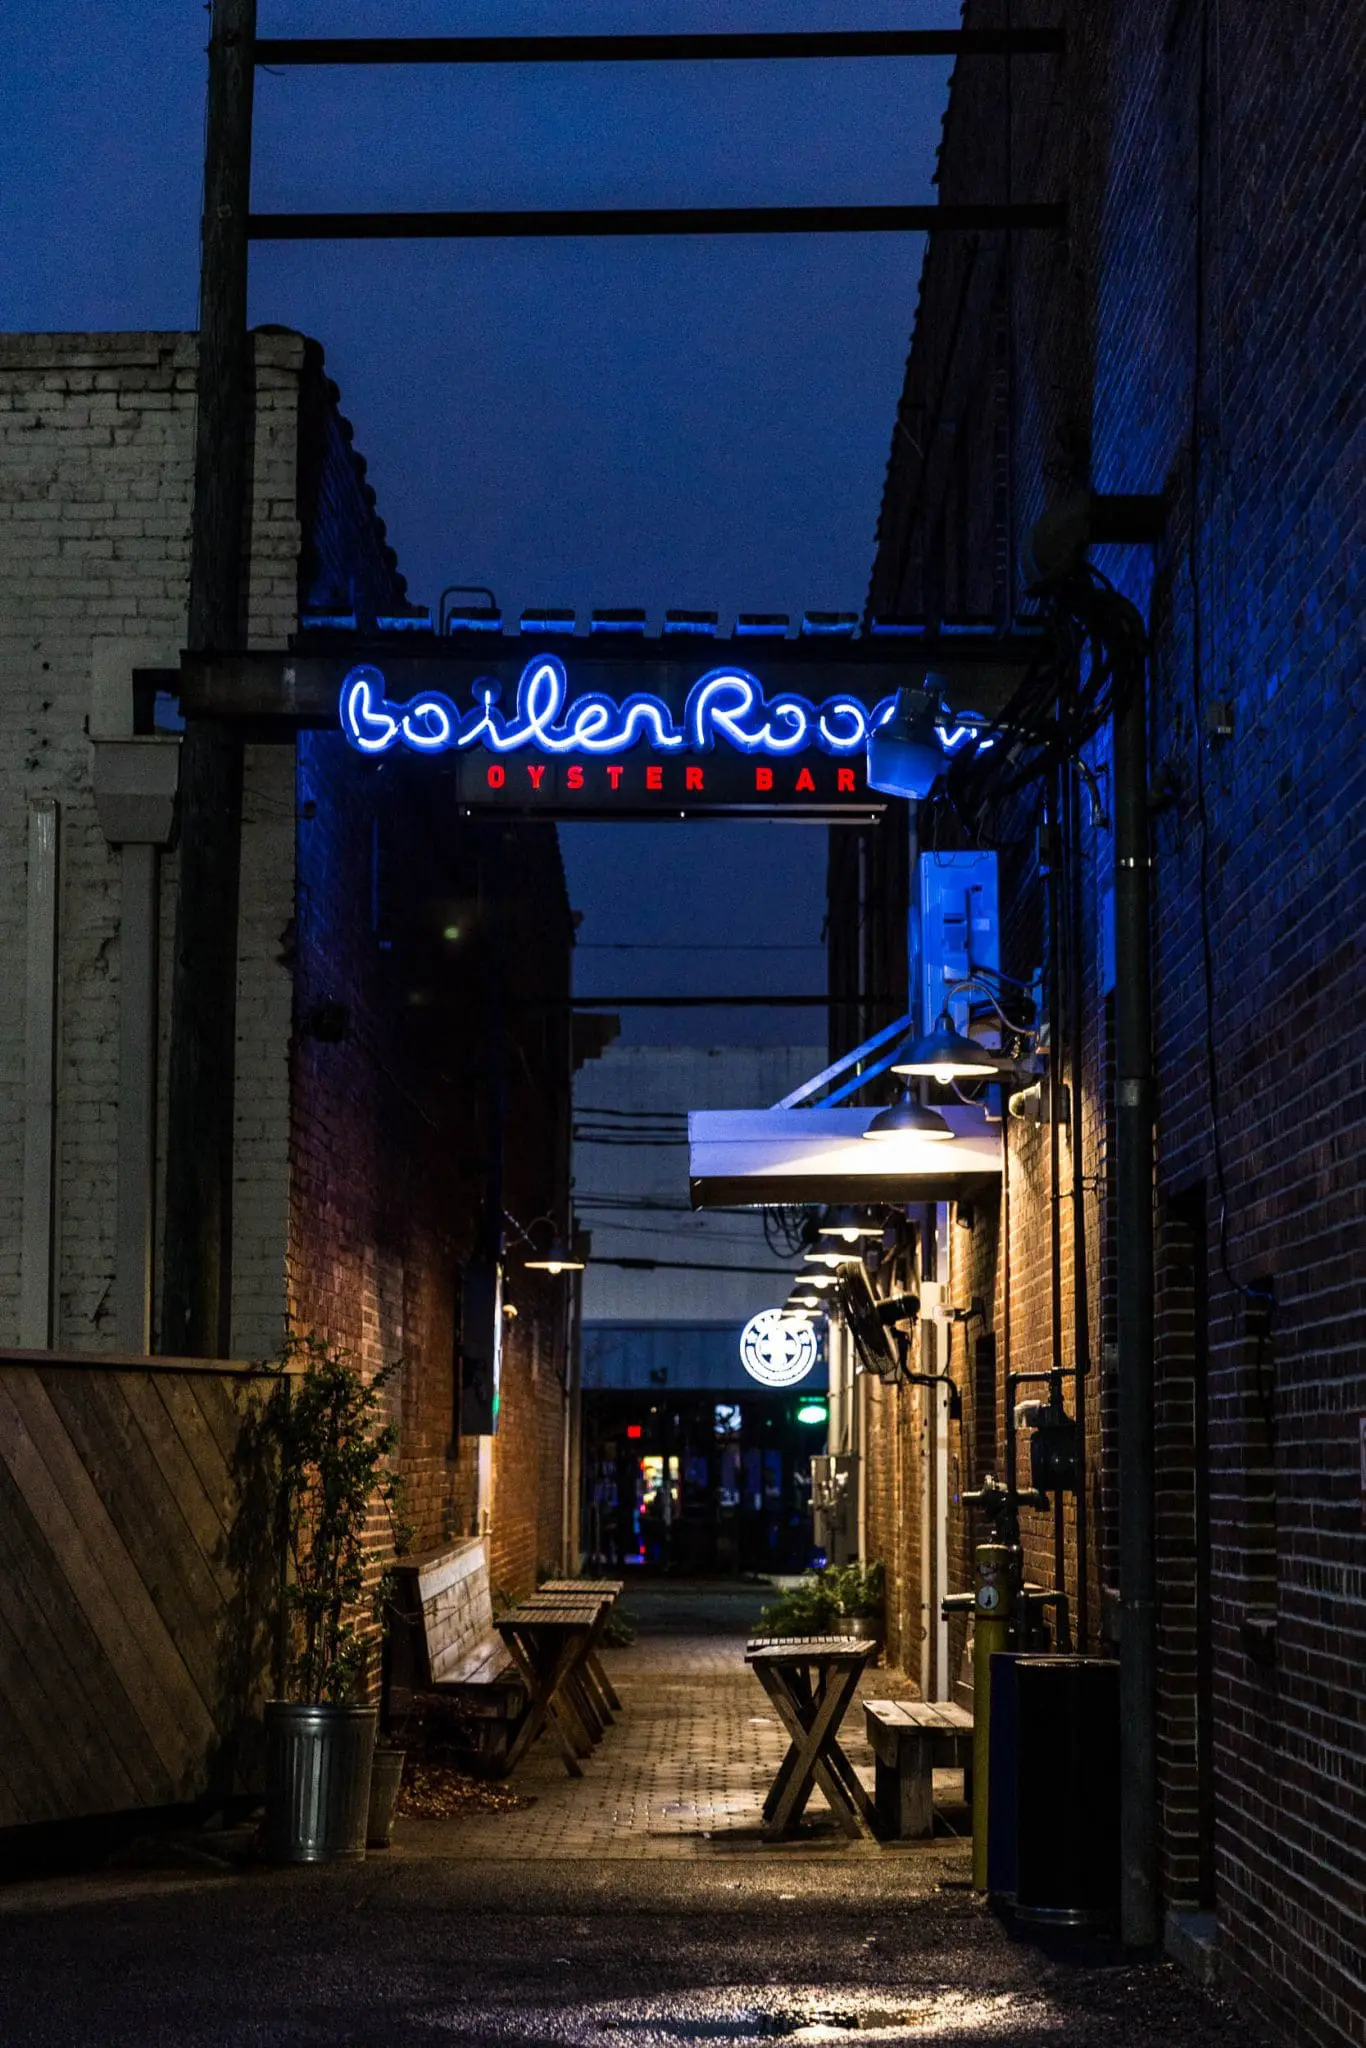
[[0, 1586, 1264, 2046]]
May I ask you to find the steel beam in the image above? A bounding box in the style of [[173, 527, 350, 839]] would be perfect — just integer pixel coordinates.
[[249, 203, 1065, 241], [254, 31, 1065, 66]]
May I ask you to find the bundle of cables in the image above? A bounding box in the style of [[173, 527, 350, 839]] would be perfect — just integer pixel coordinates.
[[943, 565, 1148, 833]]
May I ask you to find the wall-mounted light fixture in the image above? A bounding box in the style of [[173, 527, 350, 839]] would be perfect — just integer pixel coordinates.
[[509, 1211, 586, 1274], [866, 682, 946, 800], [817, 1207, 884, 1242], [891, 1007, 1004, 1084], [861, 1088, 954, 1142]]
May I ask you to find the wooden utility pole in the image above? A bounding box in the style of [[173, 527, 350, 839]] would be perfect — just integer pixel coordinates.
[[161, 0, 256, 1355]]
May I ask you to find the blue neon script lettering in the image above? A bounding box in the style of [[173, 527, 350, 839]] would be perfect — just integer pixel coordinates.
[[342, 656, 889, 759]]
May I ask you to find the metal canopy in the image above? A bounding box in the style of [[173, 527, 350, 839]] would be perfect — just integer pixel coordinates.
[[687, 1106, 1002, 1210]]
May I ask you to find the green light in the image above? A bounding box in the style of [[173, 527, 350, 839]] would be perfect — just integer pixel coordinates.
[[796, 1400, 828, 1426]]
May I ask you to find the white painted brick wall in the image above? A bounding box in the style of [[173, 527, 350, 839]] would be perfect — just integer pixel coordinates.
[[0, 331, 308, 1355]]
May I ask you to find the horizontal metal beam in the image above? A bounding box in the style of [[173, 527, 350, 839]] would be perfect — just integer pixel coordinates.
[[254, 31, 1065, 66], [248, 203, 1065, 242], [567, 995, 831, 1008]]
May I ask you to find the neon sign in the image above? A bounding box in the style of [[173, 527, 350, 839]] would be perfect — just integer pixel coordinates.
[[341, 655, 892, 761]]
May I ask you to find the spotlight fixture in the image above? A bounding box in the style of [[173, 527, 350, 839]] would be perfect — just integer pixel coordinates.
[[865, 681, 947, 800], [862, 1088, 955, 1143], [891, 1007, 1004, 1084]]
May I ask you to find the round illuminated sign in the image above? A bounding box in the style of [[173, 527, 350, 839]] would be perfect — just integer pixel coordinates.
[[740, 1310, 819, 1389]]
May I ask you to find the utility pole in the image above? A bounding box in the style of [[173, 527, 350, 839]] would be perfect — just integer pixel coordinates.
[[161, 0, 257, 1355]]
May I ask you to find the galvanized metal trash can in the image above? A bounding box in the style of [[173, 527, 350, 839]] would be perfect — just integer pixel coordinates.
[[264, 1703, 378, 1863], [366, 1744, 406, 1849]]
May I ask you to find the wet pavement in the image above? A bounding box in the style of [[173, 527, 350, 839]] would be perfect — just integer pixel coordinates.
[[0, 1584, 1265, 2047]]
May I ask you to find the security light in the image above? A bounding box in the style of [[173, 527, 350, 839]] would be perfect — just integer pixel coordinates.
[[865, 683, 946, 800]]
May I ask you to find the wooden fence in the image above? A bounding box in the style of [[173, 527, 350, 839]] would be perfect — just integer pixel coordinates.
[[0, 1348, 286, 1830]]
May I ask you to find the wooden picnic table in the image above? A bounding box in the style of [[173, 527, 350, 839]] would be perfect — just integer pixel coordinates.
[[495, 1591, 615, 1777], [745, 1634, 881, 1841]]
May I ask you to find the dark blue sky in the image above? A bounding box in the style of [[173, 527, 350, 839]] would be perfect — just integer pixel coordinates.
[[4, 1, 951, 1042]]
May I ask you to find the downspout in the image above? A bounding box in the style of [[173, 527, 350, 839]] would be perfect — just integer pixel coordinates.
[[1115, 649, 1156, 1947]]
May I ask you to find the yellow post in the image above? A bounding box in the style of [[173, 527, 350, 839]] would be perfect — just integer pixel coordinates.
[[971, 1542, 1013, 1892]]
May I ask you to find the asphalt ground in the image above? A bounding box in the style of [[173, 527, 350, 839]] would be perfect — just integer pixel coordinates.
[[0, 1587, 1267, 2046], [0, 1855, 1265, 2046]]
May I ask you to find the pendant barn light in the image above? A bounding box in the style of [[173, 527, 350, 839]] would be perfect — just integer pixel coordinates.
[[518, 1213, 586, 1273], [862, 1088, 955, 1143], [891, 1007, 1004, 1083], [523, 1236, 585, 1274], [817, 1207, 883, 1242], [798, 1268, 839, 1289], [786, 1291, 821, 1311], [801, 1248, 849, 1269]]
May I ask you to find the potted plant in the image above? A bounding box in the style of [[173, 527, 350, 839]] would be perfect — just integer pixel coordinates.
[[826, 1560, 885, 1646], [754, 1561, 885, 1645], [260, 1334, 405, 1863]]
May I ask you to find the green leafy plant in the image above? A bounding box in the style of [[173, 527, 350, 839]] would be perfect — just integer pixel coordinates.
[[755, 1560, 885, 1636], [262, 1333, 410, 1704]]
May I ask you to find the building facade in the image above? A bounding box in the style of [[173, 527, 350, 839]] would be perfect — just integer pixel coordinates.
[[830, 5, 1363, 2039], [0, 330, 578, 1639]]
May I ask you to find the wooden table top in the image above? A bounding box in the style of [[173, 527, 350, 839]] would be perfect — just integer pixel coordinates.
[[745, 1634, 878, 1663]]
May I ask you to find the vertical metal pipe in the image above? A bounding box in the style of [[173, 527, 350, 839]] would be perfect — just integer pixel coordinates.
[[21, 801, 60, 1348], [1115, 657, 1157, 1947], [1047, 775, 1067, 1624], [162, 0, 256, 1355], [115, 843, 159, 1351], [1068, 760, 1091, 1648]]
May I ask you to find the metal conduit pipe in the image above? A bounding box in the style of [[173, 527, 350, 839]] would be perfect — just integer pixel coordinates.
[[1115, 654, 1157, 1947], [1068, 757, 1092, 1651], [1047, 769, 1068, 1636]]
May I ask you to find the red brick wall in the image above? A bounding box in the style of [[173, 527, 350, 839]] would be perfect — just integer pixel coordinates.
[[856, 2, 1364, 2038], [288, 753, 577, 1621]]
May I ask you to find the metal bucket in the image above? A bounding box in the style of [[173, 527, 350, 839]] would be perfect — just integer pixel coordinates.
[[264, 1703, 377, 1864], [366, 1745, 406, 1849]]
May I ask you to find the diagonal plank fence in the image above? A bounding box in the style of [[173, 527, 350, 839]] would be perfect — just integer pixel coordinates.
[[0, 1348, 289, 1830]]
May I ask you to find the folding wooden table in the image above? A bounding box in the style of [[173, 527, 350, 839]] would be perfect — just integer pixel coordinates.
[[495, 1593, 613, 1776], [745, 1634, 881, 1840], [538, 1578, 625, 1713]]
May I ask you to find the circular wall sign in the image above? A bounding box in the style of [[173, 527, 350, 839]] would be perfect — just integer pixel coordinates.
[[740, 1309, 819, 1389]]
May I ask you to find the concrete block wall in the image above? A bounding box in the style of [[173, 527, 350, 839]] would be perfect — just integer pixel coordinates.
[[859, 1, 1365, 2039]]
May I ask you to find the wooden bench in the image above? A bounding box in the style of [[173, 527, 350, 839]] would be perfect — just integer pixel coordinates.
[[385, 1538, 528, 1770], [864, 1699, 974, 1839]]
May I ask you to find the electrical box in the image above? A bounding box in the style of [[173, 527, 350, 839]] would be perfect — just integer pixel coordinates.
[[459, 1263, 504, 1436], [916, 850, 1000, 1043], [811, 1452, 860, 1564]]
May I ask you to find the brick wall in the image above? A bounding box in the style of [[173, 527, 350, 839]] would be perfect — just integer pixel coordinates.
[[288, 766, 577, 1599], [0, 331, 309, 1355], [856, 2, 1364, 2038]]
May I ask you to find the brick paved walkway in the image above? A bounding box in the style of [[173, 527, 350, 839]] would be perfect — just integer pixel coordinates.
[[394, 1581, 962, 1864]]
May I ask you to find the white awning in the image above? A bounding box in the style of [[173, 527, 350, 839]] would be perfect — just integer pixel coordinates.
[[688, 1104, 1002, 1209]]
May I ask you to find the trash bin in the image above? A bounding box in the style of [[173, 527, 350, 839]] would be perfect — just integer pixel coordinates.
[[1013, 1656, 1120, 1928]]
